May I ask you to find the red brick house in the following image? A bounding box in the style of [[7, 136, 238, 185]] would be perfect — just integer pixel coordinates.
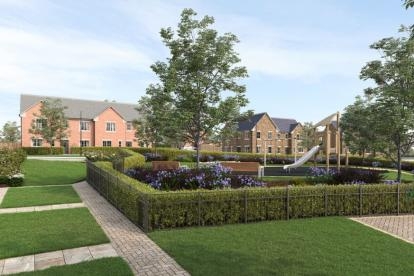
[[223, 112, 305, 155], [20, 94, 140, 153]]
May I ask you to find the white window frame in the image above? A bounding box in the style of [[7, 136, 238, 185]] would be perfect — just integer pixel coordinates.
[[103, 140, 112, 147], [125, 141, 133, 147], [35, 118, 45, 129], [32, 138, 43, 147], [80, 121, 90, 131], [126, 121, 133, 131], [256, 145, 261, 153], [256, 131, 261, 139], [106, 122, 116, 132], [80, 140, 90, 147]]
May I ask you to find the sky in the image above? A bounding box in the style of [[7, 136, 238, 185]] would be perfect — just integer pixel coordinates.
[[0, 0, 412, 129]]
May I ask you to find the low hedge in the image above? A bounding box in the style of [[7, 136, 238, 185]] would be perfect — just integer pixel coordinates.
[[122, 149, 145, 169], [21, 147, 64, 155], [86, 161, 414, 232]]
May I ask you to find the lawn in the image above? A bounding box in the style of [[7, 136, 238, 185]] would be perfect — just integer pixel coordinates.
[[22, 160, 86, 186], [11, 257, 133, 276], [0, 208, 109, 259], [150, 217, 414, 275], [383, 170, 413, 182], [0, 186, 81, 208]]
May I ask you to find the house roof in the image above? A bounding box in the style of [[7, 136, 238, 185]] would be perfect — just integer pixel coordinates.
[[237, 113, 267, 131], [20, 94, 140, 121], [271, 118, 299, 133]]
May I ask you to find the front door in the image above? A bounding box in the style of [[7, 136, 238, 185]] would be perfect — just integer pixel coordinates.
[[61, 140, 69, 154]]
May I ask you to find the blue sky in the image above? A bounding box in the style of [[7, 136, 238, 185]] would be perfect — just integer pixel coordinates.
[[0, 0, 412, 128]]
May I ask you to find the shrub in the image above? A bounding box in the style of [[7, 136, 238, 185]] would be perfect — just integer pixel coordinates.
[[22, 147, 63, 155], [331, 168, 385, 184], [0, 148, 26, 178]]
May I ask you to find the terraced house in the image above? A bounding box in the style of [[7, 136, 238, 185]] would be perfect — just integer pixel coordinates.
[[223, 112, 305, 155], [20, 94, 140, 153]]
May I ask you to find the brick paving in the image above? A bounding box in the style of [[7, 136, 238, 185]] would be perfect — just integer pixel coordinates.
[[73, 182, 190, 276], [351, 215, 414, 244], [0, 243, 117, 275], [0, 203, 85, 214]]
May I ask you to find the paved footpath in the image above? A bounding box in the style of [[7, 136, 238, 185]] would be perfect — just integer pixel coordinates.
[[73, 182, 190, 276], [0, 187, 8, 205], [0, 243, 117, 275], [0, 203, 85, 214], [351, 215, 414, 244]]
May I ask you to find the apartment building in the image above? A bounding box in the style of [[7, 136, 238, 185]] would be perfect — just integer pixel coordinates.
[[20, 94, 140, 153], [223, 112, 304, 155]]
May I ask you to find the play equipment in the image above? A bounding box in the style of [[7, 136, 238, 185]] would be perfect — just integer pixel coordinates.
[[283, 111, 343, 171], [283, 144, 321, 170]]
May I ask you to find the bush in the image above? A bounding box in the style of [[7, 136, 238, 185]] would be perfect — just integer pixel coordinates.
[[22, 147, 63, 155], [0, 148, 26, 178], [307, 167, 386, 185]]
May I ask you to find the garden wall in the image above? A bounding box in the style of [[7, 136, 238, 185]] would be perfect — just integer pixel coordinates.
[[86, 161, 414, 232]]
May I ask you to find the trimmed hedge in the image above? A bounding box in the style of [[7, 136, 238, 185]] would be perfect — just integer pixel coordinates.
[[86, 161, 414, 232], [22, 147, 64, 155], [122, 149, 145, 169]]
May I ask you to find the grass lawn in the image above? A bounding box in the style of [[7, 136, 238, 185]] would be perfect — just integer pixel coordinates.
[[150, 217, 414, 275], [11, 257, 133, 276], [0, 208, 109, 259], [383, 170, 413, 182], [22, 160, 86, 186], [0, 186, 81, 208]]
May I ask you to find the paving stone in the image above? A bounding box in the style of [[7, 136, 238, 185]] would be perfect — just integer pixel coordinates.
[[63, 247, 92, 265], [89, 244, 118, 259], [34, 250, 65, 270], [34, 205, 53, 211], [0, 208, 17, 214], [14, 207, 35, 213], [0, 259, 4, 275], [3, 255, 34, 275], [74, 182, 190, 276]]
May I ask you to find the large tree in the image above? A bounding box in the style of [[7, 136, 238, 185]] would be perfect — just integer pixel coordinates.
[[1, 121, 20, 143], [404, 0, 414, 9], [143, 8, 248, 166], [298, 122, 316, 151], [359, 27, 414, 181], [30, 98, 69, 151]]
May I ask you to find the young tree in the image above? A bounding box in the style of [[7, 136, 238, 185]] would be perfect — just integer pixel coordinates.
[[360, 27, 414, 181], [29, 98, 69, 152], [298, 122, 316, 151], [1, 121, 20, 143], [143, 8, 248, 167]]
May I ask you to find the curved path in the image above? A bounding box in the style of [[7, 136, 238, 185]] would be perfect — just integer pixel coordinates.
[[73, 182, 189, 276]]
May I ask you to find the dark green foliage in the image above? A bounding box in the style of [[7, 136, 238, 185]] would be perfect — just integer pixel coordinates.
[[0, 148, 26, 184], [87, 161, 414, 231], [149, 217, 414, 276], [22, 147, 64, 155], [12, 257, 133, 276]]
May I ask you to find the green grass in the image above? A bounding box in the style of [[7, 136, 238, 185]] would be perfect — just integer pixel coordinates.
[[0, 186, 81, 208], [0, 208, 109, 259], [22, 160, 86, 186], [150, 217, 414, 275], [11, 257, 133, 276], [383, 170, 413, 182]]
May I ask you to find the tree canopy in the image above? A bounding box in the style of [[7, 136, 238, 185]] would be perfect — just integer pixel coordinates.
[[140, 8, 249, 166], [1, 121, 20, 143]]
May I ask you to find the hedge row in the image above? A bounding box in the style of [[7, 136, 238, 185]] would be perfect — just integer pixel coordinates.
[[21, 147, 64, 155], [0, 148, 26, 186], [86, 161, 414, 232]]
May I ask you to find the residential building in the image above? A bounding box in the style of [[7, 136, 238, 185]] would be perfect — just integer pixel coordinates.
[[20, 94, 140, 153], [223, 112, 304, 155]]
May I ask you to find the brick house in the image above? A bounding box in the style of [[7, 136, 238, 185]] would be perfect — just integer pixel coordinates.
[[223, 112, 305, 155], [20, 94, 140, 153]]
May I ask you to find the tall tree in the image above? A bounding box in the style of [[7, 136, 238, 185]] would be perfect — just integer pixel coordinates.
[[404, 0, 414, 9], [359, 27, 414, 181], [1, 121, 20, 143], [143, 8, 248, 167], [298, 122, 316, 151], [29, 98, 69, 151]]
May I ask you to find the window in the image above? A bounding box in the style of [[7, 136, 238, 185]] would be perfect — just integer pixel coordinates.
[[277, 133, 281, 139], [35, 118, 45, 129], [268, 146, 272, 153], [285, 134, 289, 139], [126, 141, 132, 147], [277, 147, 281, 154], [296, 134, 300, 139], [256, 146, 261, 153], [80, 140, 89, 147], [267, 131, 272, 139], [256, 132, 261, 139], [244, 131, 250, 140], [32, 139, 42, 147], [298, 147, 304, 153], [118, 141, 122, 147], [106, 122, 116, 132], [80, 121, 90, 131], [244, 146, 250, 152], [236, 146, 241, 152], [103, 140, 112, 147], [126, 122, 132, 131]]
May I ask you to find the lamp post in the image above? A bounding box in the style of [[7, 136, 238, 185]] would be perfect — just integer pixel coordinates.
[[79, 111, 82, 156]]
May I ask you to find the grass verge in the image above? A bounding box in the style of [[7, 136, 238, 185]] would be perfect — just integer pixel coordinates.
[[150, 217, 414, 275], [22, 160, 86, 186], [0, 186, 81, 208], [0, 208, 108, 259], [11, 257, 133, 276]]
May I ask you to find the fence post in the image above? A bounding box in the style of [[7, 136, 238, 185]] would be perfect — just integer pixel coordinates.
[[324, 188, 328, 217], [244, 189, 248, 223], [143, 196, 149, 233], [286, 186, 290, 221], [397, 183, 400, 216], [359, 184, 362, 216], [198, 192, 201, 226]]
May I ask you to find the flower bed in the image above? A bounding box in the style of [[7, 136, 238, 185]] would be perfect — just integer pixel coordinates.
[[125, 163, 264, 190], [307, 167, 386, 185]]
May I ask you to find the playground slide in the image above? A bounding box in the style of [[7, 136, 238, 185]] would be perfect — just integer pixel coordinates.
[[283, 145, 321, 170]]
